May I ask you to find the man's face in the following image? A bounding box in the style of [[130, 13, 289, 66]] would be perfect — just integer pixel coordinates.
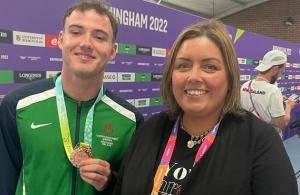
[[58, 9, 116, 79]]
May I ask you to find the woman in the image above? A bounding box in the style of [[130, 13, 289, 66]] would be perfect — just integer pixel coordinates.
[[114, 20, 297, 195]]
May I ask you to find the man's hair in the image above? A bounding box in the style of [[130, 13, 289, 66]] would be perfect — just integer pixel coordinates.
[[161, 19, 245, 119], [63, 0, 118, 42]]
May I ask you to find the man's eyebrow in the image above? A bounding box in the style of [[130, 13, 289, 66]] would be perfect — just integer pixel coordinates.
[[68, 24, 83, 29]]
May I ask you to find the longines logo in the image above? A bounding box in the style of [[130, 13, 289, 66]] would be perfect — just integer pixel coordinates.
[[14, 71, 45, 83], [0, 29, 12, 44]]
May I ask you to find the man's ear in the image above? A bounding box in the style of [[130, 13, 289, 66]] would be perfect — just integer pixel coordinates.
[[58, 31, 64, 50], [110, 43, 117, 60]]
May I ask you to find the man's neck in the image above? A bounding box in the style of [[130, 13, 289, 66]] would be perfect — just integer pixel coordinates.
[[60, 73, 103, 101], [256, 74, 270, 83]]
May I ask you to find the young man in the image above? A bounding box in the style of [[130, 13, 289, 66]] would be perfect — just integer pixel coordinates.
[[240, 50, 295, 134], [0, 1, 143, 194]]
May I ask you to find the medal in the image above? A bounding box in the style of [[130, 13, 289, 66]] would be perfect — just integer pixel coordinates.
[[70, 143, 92, 168], [55, 75, 103, 167]]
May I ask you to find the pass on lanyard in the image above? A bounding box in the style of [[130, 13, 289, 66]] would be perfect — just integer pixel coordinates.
[[151, 115, 221, 194], [55, 75, 104, 161]]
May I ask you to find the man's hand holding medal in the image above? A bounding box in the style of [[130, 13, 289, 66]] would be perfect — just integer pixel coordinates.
[[70, 143, 111, 191]]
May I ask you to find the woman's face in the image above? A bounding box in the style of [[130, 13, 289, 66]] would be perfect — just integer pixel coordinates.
[[172, 36, 228, 118]]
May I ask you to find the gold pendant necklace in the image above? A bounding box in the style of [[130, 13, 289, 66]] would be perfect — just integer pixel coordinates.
[[180, 120, 210, 149]]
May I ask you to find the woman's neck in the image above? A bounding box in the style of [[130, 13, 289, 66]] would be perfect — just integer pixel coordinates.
[[181, 112, 221, 136]]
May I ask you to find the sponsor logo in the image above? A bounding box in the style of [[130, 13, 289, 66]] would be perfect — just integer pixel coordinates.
[[46, 71, 60, 78], [240, 75, 251, 81], [46, 34, 59, 48], [0, 29, 13, 44], [49, 57, 62, 62], [0, 54, 9, 60], [152, 47, 166, 57], [19, 55, 41, 61], [134, 98, 150, 108], [136, 46, 152, 55], [135, 73, 151, 82], [272, 46, 292, 56], [137, 88, 148, 92], [14, 71, 45, 83], [150, 97, 163, 106], [154, 63, 164, 67], [118, 43, 136, 54], [151, 73, 163, 81], [0, 70, 13, 84], [30, 122, 52, 129], [137, 62, 150, 66], [119, 89, 133, 93], [13, 31, 45, 47], [104, 72, 117, 82], [120, 61, 134, 66], [152, 88, 160, 92], [118, 72, 135, 82], [238, 58, 247, 65]]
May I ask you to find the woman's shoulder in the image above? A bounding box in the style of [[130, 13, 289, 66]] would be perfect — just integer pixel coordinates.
[[136, 111, 174, 134], [223, 111, 280, 140]]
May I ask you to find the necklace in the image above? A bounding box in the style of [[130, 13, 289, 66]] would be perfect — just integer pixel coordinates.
[[180, 120, 210, 149]]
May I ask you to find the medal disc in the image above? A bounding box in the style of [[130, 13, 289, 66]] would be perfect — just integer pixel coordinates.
[[70, 144, 92, 168]]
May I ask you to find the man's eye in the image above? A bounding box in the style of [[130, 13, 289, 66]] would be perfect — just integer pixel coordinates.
[[70, 31, 81, 35], [94, 34, 107, 41]]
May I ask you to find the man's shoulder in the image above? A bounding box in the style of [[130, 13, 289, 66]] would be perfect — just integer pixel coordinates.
[[1, 79, 54, 107], [103, 89, 143, 121]]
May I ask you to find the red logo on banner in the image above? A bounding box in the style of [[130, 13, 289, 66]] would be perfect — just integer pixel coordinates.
[[46, 34, 59, 48]]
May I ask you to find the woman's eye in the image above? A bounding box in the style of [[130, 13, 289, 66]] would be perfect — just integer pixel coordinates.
[[176, 63, 189, 69], [204, 64, 217, 71]]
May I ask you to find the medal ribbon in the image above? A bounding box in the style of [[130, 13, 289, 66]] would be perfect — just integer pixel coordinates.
[[151, 115, 221, 194], [55, 75, 104, 161]]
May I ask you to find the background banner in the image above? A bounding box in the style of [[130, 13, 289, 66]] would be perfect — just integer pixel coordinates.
[[1, 0, 300, 139]]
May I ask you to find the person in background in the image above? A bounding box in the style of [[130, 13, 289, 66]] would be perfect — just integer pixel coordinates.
[[114, 20, 297, 195], [0, 1, 143, 194], [240, 50, 296, 136]]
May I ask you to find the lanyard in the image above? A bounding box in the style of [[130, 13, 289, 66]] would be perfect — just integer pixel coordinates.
[[151, 115, 221, 194], [247, 80, 265, 122], [55, 75, 104, 161]]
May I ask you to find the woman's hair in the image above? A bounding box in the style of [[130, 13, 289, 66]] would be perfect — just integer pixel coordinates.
[[161, 19, 244, 119]]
